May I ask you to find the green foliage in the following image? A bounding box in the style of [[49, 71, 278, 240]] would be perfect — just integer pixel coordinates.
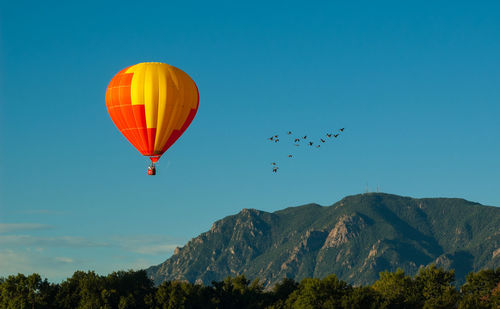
[[372, 269, 421, 308], [154, 281, 201, 308], [459, 268, 500, 309], [147, 193, 500, 287], [341, 286, 384, 309], [52, 270, 155, 309], [286, 275, 352, 308], [372, 266, 460, 309], [0, 273, 55, 309], [210, 275, 269, 309], [414, 265, 459, 309], [271, 277, 299, 302], [0, 267, 499, 308]]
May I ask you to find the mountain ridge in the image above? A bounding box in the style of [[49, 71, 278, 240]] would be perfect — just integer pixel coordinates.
[[147, 193, 500, 287]]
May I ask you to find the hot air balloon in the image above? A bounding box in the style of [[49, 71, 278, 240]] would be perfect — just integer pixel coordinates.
[[105, 62, 199, 175]]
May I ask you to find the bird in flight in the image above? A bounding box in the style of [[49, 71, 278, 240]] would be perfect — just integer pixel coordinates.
[[267, 127, 346, 172]]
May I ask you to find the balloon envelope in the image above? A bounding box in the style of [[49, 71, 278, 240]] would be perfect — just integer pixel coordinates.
[[106, 62, 199, 162]]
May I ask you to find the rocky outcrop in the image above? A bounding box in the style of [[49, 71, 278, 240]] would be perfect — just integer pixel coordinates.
[[322, 214, 366, 249], [147, 193, 500, 287]]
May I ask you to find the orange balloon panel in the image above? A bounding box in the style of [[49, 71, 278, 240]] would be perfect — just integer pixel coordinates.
[[106, 63, 199, 160]]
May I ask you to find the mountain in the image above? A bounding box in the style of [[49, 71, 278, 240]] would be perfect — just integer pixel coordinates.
[[146, 193, 500, 287]]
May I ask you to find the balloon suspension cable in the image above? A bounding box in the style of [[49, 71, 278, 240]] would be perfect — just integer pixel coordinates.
[[150, 156, 161, 163]]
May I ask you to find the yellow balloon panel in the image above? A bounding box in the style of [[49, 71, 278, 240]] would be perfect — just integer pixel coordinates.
[[106, 62, 199, 156]]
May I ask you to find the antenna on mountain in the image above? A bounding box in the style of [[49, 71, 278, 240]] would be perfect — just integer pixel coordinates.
[[377, 185, 380, 193], [365, 182, 369, 194]]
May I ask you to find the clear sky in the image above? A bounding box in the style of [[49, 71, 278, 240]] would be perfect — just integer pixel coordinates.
[[1, 0, 499, 282]]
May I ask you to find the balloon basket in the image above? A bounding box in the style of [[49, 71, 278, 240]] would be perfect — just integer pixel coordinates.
[[147, 163, 156, 176]]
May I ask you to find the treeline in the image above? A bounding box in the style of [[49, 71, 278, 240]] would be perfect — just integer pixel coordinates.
[[0, 266, 499, 308]]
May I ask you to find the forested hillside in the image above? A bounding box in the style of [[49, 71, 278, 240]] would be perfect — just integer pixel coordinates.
[[148, 193, 500, 287]]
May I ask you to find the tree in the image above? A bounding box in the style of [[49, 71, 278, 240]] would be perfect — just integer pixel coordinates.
[[0, 273, 54, 309], [104, 270, 154, 308], [118, 293, 136, 309], [55, 271, 82, 308], [155, 280, 206, 309], [372, 269, 420, 308], [2, 268, 500, 309], [77, 271, 106, 309], [286, 274, 352, 309], [341, 286, 384, 309], [414, 265, 459, 309], [210, 275, 266, 309], [268, 277, 299, 308], [100, 288, 119, 309], [459, 268, 500, 309], [0, 273, 31, 308]]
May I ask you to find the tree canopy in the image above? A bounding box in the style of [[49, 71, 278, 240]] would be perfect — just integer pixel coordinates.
[[0, 266, 498, 308]]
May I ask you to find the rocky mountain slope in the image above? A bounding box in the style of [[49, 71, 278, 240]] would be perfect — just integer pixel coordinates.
[[146, 193, 500, 287]]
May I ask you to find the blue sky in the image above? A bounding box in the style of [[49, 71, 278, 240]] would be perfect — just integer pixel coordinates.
[[1, 0, 499, 281]]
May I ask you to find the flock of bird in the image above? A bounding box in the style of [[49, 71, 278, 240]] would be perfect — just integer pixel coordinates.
[[268, 128, 345, 173]]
